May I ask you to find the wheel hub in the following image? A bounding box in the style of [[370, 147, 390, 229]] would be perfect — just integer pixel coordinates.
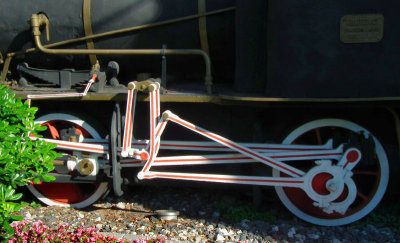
[[311, 172, 332, 195], [303, 160, 356, 214]]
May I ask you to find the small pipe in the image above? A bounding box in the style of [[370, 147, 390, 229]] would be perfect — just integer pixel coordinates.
[[31, 14, 213, 93], [52, 160, 66, 166], [0, 55, 12, 82]]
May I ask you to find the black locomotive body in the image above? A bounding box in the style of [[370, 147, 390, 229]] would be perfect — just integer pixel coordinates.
[[1, 0, 400, 226]]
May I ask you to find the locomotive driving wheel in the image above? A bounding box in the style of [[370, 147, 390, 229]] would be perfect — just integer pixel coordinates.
[[27, 113, 108, 208], [273, 118, 389, 226]]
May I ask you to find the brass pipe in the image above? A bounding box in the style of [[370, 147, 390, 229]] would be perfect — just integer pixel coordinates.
[[9, 7, 235, 58], [0, 55, 12, 82], [52, 159, 66, 166], [31, 14, 213, 93], [82, 0, 98, 66]]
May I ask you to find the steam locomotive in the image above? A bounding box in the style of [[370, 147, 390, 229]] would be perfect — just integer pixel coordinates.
[[1, 0, 399, 226]]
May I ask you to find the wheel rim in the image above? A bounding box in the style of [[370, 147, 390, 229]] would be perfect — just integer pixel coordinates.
[[273, 119, 389, 226], [27, 113, 108, 208]]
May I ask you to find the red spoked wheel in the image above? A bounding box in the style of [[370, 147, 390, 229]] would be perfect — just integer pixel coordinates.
[[27, 113, 108, 208], [273, 119, 389, 226]]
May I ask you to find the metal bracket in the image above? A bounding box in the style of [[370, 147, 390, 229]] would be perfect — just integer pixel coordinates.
[[17, 61, 119, 92], [130, 80, 160, 92]]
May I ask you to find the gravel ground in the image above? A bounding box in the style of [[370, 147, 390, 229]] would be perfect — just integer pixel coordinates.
[[17, 184, 400, 242]]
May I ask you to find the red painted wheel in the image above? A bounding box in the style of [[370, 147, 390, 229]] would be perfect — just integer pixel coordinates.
[[273, 119, 389, 226], [27, 113, 108, 208]]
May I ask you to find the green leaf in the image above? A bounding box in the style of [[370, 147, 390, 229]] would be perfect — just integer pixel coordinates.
[[9, 215, 23, 221], [8, 192, 22, 201], [33, 177, 41, 184], [41, 174, 55, 182], [4, 186, 15, 199], [30, 201, 41, 208], [0, 184, 6, 199], [20, 201, 29, 207], [1, 220, 14, 235]]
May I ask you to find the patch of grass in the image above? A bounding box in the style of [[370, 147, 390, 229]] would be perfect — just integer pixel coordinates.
[[355, 201, 400, 233], [216, 202, 277, 223], [20, 201, 41, 208]]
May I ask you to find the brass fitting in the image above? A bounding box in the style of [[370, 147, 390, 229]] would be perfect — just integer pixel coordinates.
[[133, 80, 160, 92], [31, 14, 50, 41], [162, 110, 173, 121], [51, 159, 66, 166], [78, 159, 94, 176], [128, 82, 136, 90]]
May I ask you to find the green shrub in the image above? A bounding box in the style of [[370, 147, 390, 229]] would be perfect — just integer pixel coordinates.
[[0, 185, 23, 240], [0, 85, 60, 241]]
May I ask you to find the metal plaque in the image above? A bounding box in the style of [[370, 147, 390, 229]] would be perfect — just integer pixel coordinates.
[[340, 14, 384, 43]]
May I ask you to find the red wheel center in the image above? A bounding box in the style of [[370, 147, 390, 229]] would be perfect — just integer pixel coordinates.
[[33, 119, 101, 205], [311, 172, 333, 195]]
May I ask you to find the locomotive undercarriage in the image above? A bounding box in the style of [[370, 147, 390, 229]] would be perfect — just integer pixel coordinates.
[[24, 79, 390, 227]]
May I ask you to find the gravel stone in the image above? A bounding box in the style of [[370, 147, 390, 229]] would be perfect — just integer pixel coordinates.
[[104, 224, 111, 232], [215, 233, 225, 241], [307, 233, 320, 240], [15, 185, 400, 242], [288, 227, 296, 238]]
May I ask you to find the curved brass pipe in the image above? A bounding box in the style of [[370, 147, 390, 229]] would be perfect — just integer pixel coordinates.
[[10, 7, 235, 59], [31, 14, 213, 93]]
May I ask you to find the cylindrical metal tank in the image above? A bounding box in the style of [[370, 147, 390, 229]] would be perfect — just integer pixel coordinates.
[[1, 0, 235, 85]]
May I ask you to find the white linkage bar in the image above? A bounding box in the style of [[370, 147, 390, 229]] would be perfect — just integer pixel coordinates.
[[337, 148, 362, 170], [63, 138, 334, 153], [164, 112, 306, 177], [107, 146, 343, 167], [27, 74, 97, 106], [131, 139, 334, 152], [121, 84, 137, 157], [138, 85, 162, 178], [35, 137, 108, 154], [150, 148, 343, 166], [114, 146, 343, 167], [142, 171, 305, 187]]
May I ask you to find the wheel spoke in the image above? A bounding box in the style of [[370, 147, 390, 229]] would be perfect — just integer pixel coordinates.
[[314, 128, 322, 145], [357, 191, 369, 202], [353, 170, 379, 176], [43, 122, 60, 139]]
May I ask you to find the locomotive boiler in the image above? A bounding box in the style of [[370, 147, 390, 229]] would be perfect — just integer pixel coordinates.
[[1, 0, 399, 227]]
